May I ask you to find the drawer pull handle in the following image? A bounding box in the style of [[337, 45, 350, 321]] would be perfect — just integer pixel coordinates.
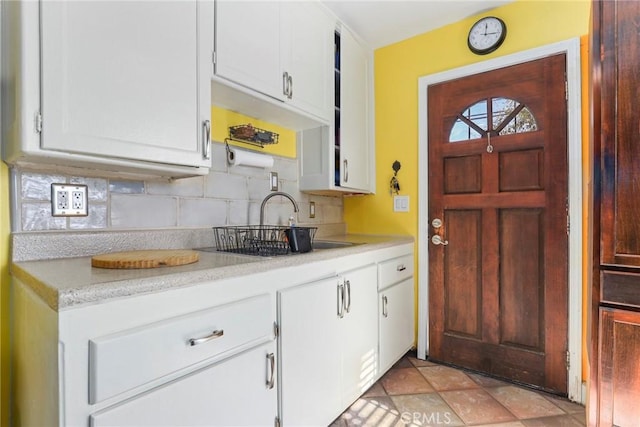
[[382, 295, 389, 318], [337, 283, 345, 318], [266, 353, 276, 389], [397, 264, 406, 272], [345, 280, 352, 314], [188, 329, 224, 346]]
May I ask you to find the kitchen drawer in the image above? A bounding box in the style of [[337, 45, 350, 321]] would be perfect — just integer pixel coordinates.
[[601, 270, 640, 309], [89, 293, 272, 404], [378, 254, 414, 290]]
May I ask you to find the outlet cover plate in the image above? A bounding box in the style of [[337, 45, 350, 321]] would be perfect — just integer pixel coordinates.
[[270, 172, 279, 191], [51, 184, 89, 216]]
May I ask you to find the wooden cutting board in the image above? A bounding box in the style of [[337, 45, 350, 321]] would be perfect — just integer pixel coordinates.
[[91, 249, 200, 269]]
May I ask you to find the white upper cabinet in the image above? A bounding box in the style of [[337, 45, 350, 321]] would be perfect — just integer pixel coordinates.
[[2, 0, 214, 178], [213, 0, 333, 126], [281, 2, 334, 121], [338, 26, 371, 192], [298, 25, 374, 194], [214, 1, 284, 101]]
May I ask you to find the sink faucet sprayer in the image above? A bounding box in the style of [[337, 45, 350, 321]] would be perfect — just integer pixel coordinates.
[[259, 191, 299, 229]]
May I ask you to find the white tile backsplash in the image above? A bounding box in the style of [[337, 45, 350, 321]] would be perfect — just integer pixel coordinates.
[[147, 176, 205, 198], [179, 198, 227, 227], [22, 203, 66, 231], [111, 194, 178, 228], [12, 153, 344, 233], [22, 172, 66, 200], [70, 204, 108, 229], [109, 180, 145, 194], [228, 200, 250, 225], [204, 171, 248, 200]]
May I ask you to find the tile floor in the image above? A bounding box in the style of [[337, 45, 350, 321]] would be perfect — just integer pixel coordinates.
[[332, 352, 585, 427]]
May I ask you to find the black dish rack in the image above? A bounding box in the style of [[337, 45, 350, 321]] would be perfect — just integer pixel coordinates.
[[213, 225, 317, 256]]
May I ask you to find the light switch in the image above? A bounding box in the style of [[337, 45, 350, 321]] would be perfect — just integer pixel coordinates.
[[393, 195, 409, 212], [270, 172, 278, 191]]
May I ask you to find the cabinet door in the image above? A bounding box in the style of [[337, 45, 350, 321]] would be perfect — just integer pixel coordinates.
[[598, 308, 640, 426], [379, 278, 415, 372], [599, 0, 640, 267], [214, 1, 284, 101], [90, 342, 277, 426], [281, 2, 334, 121], [339, 27, 370, 191], [340, 265, 378, 407], [40, 1, 212, 168], [278, 277, 342, 427]]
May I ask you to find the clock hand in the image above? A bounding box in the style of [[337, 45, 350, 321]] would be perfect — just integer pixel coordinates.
[[484, 22, 488, 35], [485, 31, 501, 35]]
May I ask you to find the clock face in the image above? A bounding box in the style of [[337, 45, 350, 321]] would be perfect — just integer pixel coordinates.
[[468, 17, 506, 55]]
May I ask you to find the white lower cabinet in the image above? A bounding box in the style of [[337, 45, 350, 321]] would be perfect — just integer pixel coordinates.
[[378, 254, 415, 372], [12, 244, 416, 426], [91, 341, 277, 426], [379, 279, 415, 372], [278, 264, 378, 426]]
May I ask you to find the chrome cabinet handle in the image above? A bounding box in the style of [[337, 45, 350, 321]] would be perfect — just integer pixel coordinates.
[[283, 72, 289, 97], [382, 295, 388, 318], [188, 329, 223, 346], [431, 235, 449, 246], [288, 75, 293, 99], [337, 283, 345, 318], [202, 120, 211, 160], [344, 280, 351, 313], [397, 264, 406, 272], [266, 353, 275, 389], [343, 159, 349, 183]]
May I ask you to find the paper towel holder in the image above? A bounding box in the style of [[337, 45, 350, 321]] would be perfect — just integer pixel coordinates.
[[225, 140, 275, 168]]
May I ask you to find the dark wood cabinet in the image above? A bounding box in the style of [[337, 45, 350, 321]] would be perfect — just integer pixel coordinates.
[[590, 0, 640, 425], [597, 308, 640, 426]]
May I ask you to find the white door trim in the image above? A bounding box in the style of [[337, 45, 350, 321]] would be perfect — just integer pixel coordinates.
[[417, 38, 583, 403]]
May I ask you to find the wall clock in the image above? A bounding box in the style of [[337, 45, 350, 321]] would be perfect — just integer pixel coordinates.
[[467, 16, 507, 55]]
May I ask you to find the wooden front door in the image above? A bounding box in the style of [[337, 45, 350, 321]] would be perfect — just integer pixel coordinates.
[[427, 54, 569, 394]]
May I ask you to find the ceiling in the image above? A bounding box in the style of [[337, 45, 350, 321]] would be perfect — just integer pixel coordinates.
[[322, 0, 515, 49]]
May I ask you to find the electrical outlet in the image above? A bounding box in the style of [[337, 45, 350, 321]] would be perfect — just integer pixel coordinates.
[[51, 184, 88, 217], [309, 201, 316, 218], [270, 172, 279, 191]]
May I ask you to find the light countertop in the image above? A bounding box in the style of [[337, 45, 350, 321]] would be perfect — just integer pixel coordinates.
[[11, 231, 414, 311]]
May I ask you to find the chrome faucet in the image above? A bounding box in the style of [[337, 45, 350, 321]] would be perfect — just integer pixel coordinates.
[[259, 191, 300, 228]]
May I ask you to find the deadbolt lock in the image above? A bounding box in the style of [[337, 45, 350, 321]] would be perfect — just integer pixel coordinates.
[[431, 218, 443, 229]]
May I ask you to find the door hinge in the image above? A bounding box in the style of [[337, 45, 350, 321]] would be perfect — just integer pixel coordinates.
[[566, 350, 571, 371], [566, 214, 570, 235], [35, 112, 43, 133], [212, 51, 216, 65], [273, 321, 279, 338], [274, 416, 281, 427], [565, 80, 568, 101]]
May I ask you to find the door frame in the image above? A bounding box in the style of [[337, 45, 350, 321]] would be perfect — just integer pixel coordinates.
[[417, 38, 583, 403]]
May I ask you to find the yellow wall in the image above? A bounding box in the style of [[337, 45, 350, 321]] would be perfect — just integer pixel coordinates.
[[1, 162, 10, 427], [343, 0, 591, 379], [211, 106, 296, 158]]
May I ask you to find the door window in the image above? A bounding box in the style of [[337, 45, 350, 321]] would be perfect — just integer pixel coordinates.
[[449, 97, 538, 142]]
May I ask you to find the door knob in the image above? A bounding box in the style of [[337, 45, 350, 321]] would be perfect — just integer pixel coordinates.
[[431, 235, 448, 246]]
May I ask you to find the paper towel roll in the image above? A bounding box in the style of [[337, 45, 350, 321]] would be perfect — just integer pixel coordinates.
[[227, 148, 274, 168]]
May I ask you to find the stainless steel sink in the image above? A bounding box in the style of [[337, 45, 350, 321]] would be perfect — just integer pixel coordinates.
[[312, 240, 360, 250], [196, 240, 360, 256]]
